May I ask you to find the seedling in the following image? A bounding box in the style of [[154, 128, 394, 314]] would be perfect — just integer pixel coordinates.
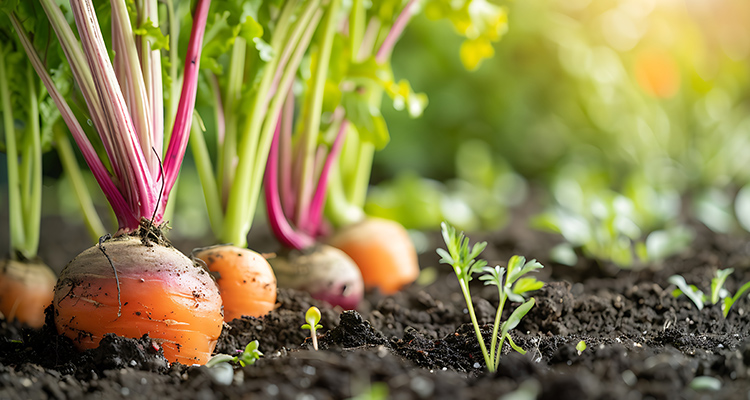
[[437, 222, 544, 372], [206, 340, 263, 368], [669, 269, 750, 317], [301, 306, 324, 351], [576, 340, 587, 356]]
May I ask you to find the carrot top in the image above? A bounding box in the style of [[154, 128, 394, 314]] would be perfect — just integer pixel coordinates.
[[9, 0, 211, 235]]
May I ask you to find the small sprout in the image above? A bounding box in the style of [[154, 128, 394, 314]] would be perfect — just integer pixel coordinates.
[[670, 269, 750, 317], [576, 340, 587, 356], [301, 306, 323, 350], [205, 340, 262, 368], [438, 222, 544, 372], [237, 340, 263, 367]]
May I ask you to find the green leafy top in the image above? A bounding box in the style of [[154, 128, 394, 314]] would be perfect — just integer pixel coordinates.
[[437, 221, 488, 281], [206, 340, 263, 368], [479, 255, 544, 302]]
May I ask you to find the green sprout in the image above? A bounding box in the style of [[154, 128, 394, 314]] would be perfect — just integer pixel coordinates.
[[301, 306, 323, 350], [437, 222, 544, 372], [205, 340, 263, 368], [669, 269, 750, 317], [576, 340, 587, 356]]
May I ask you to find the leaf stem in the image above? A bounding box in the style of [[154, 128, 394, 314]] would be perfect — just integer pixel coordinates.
[[221, 0, 300, 245], [53, 125, 107, 240], [295, 0, 342, 228], [218, 38, 246, 206], [375, 0, 417, 63], [458, 279, 493, 372], [489, 290, 506, 368], [0, 43, 26, 258], [189, 114, 224, 236], [161, 0, 212, 208], [23, 67, 42, 257]]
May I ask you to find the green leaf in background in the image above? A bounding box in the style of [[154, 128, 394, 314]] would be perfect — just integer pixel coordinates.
[[425, 0, 509, 70], [134, 19, 169, 51], [668, 275, 705, 310], [710, 268, 733, 305]]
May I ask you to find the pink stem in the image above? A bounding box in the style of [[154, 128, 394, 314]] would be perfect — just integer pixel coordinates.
[[303, 119, 349, 237], [265, 114, 315, 250], [161, 0, 212, 215], [11, 14, 138, 230], [375, 0, 417, 63], [71, 0, 155, 227]]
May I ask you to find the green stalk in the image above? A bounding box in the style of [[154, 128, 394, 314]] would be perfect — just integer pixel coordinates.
[[0, 43, 26, 258], [190, 115, 223, 236], [349, 0, 365, 62], [324, 162, 365, 227], [244, 7, 324, 242], [295, 0, 342, 227], [489, 290, 506, 368], [22, 67, 42, 256], [221, 0, 301, 245], [458, 279, 493, 372], [218, 38, 246, 203], [348, 140, 374, 208], [53, 125, 107, 240]]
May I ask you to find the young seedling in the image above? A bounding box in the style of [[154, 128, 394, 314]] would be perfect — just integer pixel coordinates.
[[301, 306, 323, 351], [206, 340, 263, 368], [669, 268, 750, 317], [437, 222, 544, 372], [576, 340, 587, 356]]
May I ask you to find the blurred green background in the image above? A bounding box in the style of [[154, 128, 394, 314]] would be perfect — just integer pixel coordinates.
[[365, 0, 750, 266]]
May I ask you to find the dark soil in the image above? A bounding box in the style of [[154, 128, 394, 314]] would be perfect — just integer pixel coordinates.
[[2, 215, 750, 399]]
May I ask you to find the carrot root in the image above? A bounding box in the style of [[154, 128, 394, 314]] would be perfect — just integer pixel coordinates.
[[54, 235, 223, 365], [194, 245, 277, 322], [328, 217, 419, 295], [0, 259, 56, 328]]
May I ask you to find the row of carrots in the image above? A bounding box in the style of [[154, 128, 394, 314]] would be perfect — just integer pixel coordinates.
[[0, 0, 425, 365]]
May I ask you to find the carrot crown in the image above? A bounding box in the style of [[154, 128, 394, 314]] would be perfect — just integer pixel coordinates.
[[11, 0, 211, 235]]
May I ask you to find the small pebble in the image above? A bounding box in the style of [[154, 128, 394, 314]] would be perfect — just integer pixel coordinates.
[[622, 370, 637, 386], [302, 366, 316, 376], [266, 384, 279, 396]]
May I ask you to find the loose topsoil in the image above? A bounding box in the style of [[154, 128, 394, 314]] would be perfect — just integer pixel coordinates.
[[2, 214, 750, 399]]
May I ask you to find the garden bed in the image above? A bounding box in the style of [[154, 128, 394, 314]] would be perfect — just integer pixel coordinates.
[[2, 215, 750, 399]]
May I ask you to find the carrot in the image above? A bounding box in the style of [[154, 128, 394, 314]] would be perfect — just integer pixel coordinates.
[[12, 0, 217, 364], [55, 234, 223, 365], [328, 217, 420, 295], [0, 260, 56, 328], [194, 245, 277, 321]]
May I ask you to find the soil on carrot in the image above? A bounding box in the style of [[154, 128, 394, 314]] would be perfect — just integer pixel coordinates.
[[2, 214, 750, 399]]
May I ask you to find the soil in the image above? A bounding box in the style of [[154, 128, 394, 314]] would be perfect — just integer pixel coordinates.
[[2, 214, 750, 399]]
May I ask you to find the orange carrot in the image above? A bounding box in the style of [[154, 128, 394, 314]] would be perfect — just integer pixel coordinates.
[[194, 245, 277, 321], [54, 235, 223, 365], [0, 259, 56, 328], [327, 217, 419, 294]]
